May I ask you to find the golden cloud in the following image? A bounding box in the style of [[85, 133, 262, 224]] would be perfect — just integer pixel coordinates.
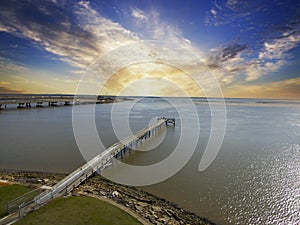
[[224, 77, 300, 99], [100, 62, 204, 97]]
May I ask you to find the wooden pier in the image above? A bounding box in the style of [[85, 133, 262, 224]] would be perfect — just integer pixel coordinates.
[[4, 117, 175, 222], [160, 117, 175, 126]]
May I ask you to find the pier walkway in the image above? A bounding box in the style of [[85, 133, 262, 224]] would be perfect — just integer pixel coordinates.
[[2, 117, 175, 224]]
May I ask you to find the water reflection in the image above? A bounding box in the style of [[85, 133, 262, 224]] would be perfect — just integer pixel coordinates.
[[0, 98, 299, 224]]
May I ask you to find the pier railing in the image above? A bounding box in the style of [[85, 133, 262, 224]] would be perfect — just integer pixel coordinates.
[[5, 117, 175, 221]]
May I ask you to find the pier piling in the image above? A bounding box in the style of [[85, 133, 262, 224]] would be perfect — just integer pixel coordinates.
[[5, 117, 175, 219]]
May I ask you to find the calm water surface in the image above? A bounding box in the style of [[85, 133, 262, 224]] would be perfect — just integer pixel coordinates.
[[0, 98, 299, 224]]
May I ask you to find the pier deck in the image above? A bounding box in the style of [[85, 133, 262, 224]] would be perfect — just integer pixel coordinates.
[[3, 117, 175, 223]]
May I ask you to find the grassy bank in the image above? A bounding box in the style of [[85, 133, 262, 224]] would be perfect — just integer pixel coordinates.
[[0, 183, 32, 218], [0, 171, 216, 224], [14, 196, 142, 225]]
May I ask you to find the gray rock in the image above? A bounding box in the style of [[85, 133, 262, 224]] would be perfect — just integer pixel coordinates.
[[135, 205, 144, 212], [99, 191, 106, 196], [158, 217, 168, 224], [152, 205, 162, 212]]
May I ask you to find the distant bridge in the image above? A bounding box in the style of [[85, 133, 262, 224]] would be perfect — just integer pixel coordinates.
[[1, 117, 175, 224], [0, 95, 117, 109]]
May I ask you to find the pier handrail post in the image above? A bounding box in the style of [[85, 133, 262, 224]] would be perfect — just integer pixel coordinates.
[[29, 117, 174, 212]]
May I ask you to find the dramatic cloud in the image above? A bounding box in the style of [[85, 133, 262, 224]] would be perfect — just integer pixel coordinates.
[[2, 0, 207, 95], [202, 43, 247, 85], [205, 13, 300, 82], [0, 1, 197, 79], [207, 43, 247, 68], [246, 29, 300, 81], [204, 0, 300, 83], [100, 62, 204, 97], [0, 0, 139, 70], [206, 34, 299, 82], [0, 0, 299, 97]]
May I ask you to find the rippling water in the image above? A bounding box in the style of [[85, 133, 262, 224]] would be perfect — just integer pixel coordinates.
[[0, 98, 299, 224]]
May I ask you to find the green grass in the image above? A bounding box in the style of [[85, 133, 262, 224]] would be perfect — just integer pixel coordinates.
[[0, 184, 32, 218], [14, 196, 142, 225]]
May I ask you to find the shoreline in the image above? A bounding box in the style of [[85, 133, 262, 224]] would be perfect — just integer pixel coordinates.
[[0, 170, 217, 225]]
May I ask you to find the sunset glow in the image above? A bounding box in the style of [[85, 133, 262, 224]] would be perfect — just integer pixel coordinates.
[[0, 0, 299, 99]]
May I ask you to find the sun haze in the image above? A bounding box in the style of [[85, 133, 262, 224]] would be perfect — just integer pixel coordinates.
[[0, 0, 299, 99]]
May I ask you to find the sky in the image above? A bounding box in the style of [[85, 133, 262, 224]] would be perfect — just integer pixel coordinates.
[[0, 0, 299, 99]]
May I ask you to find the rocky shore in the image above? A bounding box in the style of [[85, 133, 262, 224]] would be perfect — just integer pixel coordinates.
[[0, 171, 216, 225]]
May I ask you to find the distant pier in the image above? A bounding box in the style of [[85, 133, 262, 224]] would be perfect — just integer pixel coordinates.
[[0, 95, 125, 110]]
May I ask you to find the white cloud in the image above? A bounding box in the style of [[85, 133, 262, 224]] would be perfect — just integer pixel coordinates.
[[245, 60, 286, 81], [0, 25, 15, 33], [205, 29, 300, 83], [204, 43, 248, 84], [259, 34, 300, 61], [210, 9, 217, 15], [129, 8, 195, 53], [245, 62, 262, 81], [226, 0, 239, 9], [183, 38, 192, 45], [0, 57, 28, 73], [244, 32, 300, 81], [0, 0, 139, 71], [0, 1, 201, 85], [0, 2, 206, 96], [131, 8, 147, 20]]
